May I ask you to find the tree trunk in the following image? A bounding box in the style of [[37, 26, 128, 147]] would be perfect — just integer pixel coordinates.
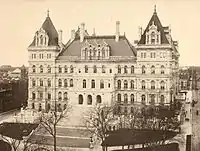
[[53, 124, 56, 151]]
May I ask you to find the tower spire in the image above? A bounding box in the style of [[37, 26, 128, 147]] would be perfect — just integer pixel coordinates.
[[154, 5, 157, 14], [47, 9, 50, 17]]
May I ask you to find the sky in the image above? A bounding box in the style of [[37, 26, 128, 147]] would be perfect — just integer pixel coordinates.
[[0, 0, 199, 67]]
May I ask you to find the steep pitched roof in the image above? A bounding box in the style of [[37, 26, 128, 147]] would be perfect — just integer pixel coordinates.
[[138, 11, 169, 45], [29, 16, 59, 47], [57, 35, 136, 59]]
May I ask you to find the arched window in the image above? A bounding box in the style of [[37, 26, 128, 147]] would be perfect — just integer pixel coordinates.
[[141, 95, 146, 105], [58, 65, 62, 73], [64, 79, 67, 87], [124, 94, 128, 104], [161, 65, 165, 74], [124, 107, 128, 114], [118, 65, 121, 74], [131, 94, 134, 104], [117, 94, 121, 103], [64, 92, 67, 100], [57, 104, 62, 112], [131, 107, 134, 113], [151, 80, 155, 89], [39, 92, 43, 99], [150, 94, 155, 105], [124, 65, 128, 74], [58, 92, 62, 100], [70, 65, 73, 73], [32, 79, 36, 87], [142, 65, 146, 74], [102, 50, 105, 57], [40, 79, 43, 86], [102, 65, 105, 73], [47, 65, 51, 73], [160, 81, 165, 90], [47, 79, 51, 87], [47, 93, 51, 100], [64, 65, 68, 73], [32, 103, 35, 109], [117, 80, 121, 89], [40, 35, 43, 45], [83, 79, 86, 88], [32, 92, 36, 100], [85, 65, 88, 73], [47, 103, 51, 112], [91, 79, 95, 88], [93, 65, 97, 73], [58, 79, 62, 87], [79, 95, 83, 104], [38, 103, 42, 112], [131, 66, 134, 74], [151, 65, 155, 74], [160, 95, 165, 105], [100, 80, 104, 89], [87, 95, 92, 105], [142, 80, 145, 89], [40, 65, 43, 73], [63, 104, 67, 110], [70, 79, 73, 87], [96, 95, 102, 104], [151, 32, 156, 44], [124, 80, 128, 89], [130, 80, 134, 89], [32, 65, 36, 73]]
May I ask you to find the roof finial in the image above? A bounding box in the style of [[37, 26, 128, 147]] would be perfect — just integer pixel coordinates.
[[154, 5, 157, 14], [92, 28, 96, 36], [47, 9, 50, 17]]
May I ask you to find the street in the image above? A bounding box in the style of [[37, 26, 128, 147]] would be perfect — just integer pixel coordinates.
[[0, 109, 20, 123]]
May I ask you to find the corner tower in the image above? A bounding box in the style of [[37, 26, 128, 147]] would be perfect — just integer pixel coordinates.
[[27, 11, 63, 111], [135, 6, 179, 106]]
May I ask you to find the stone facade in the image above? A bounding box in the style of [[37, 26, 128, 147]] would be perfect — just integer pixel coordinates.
[[27, 9, 179, 119]]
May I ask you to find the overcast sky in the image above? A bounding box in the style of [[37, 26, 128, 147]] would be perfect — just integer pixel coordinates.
[[0, 0, 199, 67]]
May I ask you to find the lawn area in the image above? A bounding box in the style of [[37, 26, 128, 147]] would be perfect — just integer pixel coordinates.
[[102, 128, 178, 147], [0, 122, 38, 140]]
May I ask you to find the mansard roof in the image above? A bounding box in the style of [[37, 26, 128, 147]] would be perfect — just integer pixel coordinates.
[[57, 35, 136, 59], [29, 15, 59, 47], [138, 10, 169, 45]]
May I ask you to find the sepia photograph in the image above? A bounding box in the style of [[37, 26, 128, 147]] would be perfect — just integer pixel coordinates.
[[0, 0, 199, 150]]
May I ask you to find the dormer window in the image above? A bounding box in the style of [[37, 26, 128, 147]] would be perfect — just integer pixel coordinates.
[[35, 28, 49, 46], [151, 32, 156, 44]]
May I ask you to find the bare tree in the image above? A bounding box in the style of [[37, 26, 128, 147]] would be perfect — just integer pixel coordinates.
[[83, 104, 117, 151], [39, 102, 71, 151]]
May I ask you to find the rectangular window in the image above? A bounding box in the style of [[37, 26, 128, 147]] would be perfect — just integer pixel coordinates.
[[144, 53, 146, 58], [141, 52, 143, 58]]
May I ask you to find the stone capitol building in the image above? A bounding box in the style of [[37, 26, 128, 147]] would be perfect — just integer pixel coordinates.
[[27, 8, 179, 124]]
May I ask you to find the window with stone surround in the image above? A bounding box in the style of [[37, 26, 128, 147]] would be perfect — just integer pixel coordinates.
[[64, 79, 67, 87], [124, 80, 128, 89], [58, 79, 62, 87], [131, 94, 134, 104], [83, 79, 86, 88], [100, 80, 104, 89], [91, 79, 95, 88], [40, 65, 43, 73], [87, 95, 92, 105], [70, 79, 73, 87], [47, 79, 51, 87], [79, 95, 83, 104]]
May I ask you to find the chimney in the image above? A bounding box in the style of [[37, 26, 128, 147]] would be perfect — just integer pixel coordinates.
[[71, 29, 75, 42], [115, 21, 120, 42], [80, 22, 85, 42], [92, 28, 96, 36], [138, 26, 143, 39], [58, 30, 63, 46]]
